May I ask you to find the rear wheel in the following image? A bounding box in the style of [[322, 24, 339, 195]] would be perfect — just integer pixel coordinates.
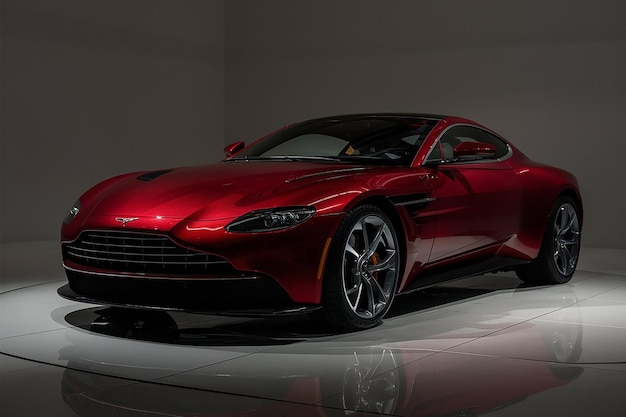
[[516, 197, 581, 284], [321, 205, 401, 330]]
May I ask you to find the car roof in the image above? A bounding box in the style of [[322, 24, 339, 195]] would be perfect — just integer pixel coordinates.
[[307, 113, 449, 122], [302, 114, 490, 129]]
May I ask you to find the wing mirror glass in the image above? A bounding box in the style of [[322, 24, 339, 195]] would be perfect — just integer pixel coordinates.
[[224, 141, 245, 157], [453, 142, 496, 159]]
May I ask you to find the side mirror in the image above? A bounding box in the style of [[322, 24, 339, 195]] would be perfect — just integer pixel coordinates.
[[453, 142, 496, 159], [224, 141, 245, 157]]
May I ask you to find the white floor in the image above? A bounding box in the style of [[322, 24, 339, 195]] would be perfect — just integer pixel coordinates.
[[1, 241, 625, 416]]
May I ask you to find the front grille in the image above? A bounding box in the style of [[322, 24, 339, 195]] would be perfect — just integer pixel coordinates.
[[63, 230, 237, 276]]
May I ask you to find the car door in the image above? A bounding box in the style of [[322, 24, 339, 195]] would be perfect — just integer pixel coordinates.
[[423, 126, 522, 262]]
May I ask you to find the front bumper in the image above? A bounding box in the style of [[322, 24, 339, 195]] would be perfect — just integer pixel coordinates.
[[62, 213, 344, 305], [58, 270, 322, 317]]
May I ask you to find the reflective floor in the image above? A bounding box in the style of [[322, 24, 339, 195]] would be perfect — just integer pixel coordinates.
[[1, 241, 625, 416]]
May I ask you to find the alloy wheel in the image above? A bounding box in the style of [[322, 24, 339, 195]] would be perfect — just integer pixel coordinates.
[[552, 202, 580, 276], [341, 215, 399, 319]]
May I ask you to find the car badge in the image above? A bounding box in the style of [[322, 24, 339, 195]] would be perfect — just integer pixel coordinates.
[[115, 217, 139, 227]]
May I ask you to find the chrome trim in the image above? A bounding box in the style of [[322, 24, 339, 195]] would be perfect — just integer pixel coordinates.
[[76, 241, 178, 249], [394, 197, 435, 207], [422, 123, 513, 165], [115, 217, 139, 226], [65, 245, 228, 260], [63, 230, 233, 274], [66, 230, 173, 239], [285, 167, 371, 183], [73, 233, 166, 241], [66, 251, 228, 265], [63, 264, 260, 281]]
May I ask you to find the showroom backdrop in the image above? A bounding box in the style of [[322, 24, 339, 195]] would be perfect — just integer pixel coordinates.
[[1, 0, 625, 249], [1, 0, 225, 243]]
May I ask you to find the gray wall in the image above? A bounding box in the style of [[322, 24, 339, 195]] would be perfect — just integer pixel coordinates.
[[225, 0, 626, 249], [2, 0, 625, 249], [1, 0, 224, 242]]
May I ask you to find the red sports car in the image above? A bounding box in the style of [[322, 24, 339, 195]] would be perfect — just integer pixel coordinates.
[[59, 114, 582, 329]]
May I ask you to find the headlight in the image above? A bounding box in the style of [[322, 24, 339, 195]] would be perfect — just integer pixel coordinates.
[[63, 200, 81, 224], [226, 207, 316, 233]]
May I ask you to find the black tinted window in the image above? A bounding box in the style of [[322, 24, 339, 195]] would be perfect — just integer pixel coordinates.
[[483, 131, 510, 158], [426, 126, 510, 162], [234, 116, 438, 166]]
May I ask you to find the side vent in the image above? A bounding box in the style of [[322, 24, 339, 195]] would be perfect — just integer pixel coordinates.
[[137, 169, 172, 182]]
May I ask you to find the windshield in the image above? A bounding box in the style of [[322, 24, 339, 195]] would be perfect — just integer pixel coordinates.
[[231, 116, 439, 166]]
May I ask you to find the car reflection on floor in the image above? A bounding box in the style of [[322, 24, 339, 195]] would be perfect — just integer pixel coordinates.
[[60, 340, 582, 417], [60, 288, 584, 417]]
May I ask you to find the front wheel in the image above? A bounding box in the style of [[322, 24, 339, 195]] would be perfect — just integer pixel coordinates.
[[516, 196, 581, 285], [320, 205, 401, 330]]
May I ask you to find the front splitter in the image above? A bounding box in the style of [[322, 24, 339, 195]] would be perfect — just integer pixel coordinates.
[[57, 284, 322, 317]]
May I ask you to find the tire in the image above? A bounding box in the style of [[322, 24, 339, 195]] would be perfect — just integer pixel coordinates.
[[516, 196, 581, 285], [320, 205, 401, 330]]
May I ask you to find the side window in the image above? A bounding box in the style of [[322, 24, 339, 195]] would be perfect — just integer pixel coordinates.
[[425, 126, 510, 163], [483, 131, 511, 159]]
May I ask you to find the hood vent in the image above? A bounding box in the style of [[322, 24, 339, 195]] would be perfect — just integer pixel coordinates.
[[137, 169, 172, 182]]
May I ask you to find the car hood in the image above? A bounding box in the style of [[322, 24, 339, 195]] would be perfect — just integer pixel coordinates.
[[88, 161, 377, 221]]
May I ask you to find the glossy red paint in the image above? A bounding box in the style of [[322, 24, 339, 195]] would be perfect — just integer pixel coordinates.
[[60, 114, 582, 318], [453, 141, 496, 157], [223, 141, 245, 157]]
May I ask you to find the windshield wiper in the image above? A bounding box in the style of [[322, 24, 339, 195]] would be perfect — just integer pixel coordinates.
[[228, 155, 344, 162]]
